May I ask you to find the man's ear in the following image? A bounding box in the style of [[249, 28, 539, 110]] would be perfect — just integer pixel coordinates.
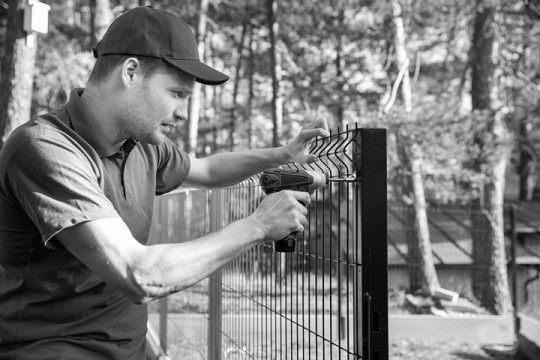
[[122, 57, 141, 86]]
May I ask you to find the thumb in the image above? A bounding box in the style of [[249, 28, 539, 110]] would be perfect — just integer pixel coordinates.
[[306, 154, 319, 163]]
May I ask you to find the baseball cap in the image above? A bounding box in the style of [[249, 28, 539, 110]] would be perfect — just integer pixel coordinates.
[[92, 6, 229, 86]]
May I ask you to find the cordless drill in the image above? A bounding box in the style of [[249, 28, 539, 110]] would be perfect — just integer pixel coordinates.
[[260, 168, 329, 252]]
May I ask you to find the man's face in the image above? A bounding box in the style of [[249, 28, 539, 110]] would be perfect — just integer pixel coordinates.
[[124, 68, 195, 145]]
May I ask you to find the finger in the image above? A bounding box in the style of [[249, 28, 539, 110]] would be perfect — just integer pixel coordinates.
[[305, 154, 319, 164], [313, 117, 329, 132], [299, 128, 330, 140], [297, 202, 308, 216], [295, 218, 306, 232], [303, 117, 328, 130], [298, 213, 308, 228], [289, 190, 311, 205]]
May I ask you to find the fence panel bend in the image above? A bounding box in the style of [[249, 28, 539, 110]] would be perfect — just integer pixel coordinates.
[[149, 127, 388, 360]]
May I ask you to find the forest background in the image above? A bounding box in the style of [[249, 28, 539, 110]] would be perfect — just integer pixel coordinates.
[[1, 0, 540, 317]]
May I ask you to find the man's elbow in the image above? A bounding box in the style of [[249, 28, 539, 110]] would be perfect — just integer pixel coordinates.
[[124, 269, 170, 305]]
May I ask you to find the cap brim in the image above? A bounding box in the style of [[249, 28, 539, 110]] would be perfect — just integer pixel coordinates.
[[163, 59, 229, 86]]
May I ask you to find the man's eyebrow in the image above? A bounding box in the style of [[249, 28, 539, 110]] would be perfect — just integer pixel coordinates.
[[168, 86, 192, 94]]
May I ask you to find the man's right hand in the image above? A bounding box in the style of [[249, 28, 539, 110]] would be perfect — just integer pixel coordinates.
[[249, 190, 311, 241]]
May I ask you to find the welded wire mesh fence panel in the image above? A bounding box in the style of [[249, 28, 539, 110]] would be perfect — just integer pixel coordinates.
[[215, 176, 358, 359], [211, 127, 387, 359], [148, 189, 212, 359], [148, 127, 388, 360]]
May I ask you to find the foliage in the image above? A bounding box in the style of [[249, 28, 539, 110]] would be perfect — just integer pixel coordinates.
[[1, 0, 539, 202]]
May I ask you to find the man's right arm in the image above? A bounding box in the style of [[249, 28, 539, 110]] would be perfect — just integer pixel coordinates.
[[55, 190, 310, 304]]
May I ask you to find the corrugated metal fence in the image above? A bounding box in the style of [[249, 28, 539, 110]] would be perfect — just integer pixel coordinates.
[[147, 128, 388, 360]]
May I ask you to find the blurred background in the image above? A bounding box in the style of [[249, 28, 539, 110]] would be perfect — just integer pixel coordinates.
[[1, 0, 540, 359]]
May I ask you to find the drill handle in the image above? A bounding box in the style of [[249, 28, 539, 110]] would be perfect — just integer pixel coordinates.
[[273, 200, 307, 253], [274, 232, 297, 252]]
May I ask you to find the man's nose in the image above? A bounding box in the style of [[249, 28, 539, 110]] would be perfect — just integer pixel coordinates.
[[173, 100, 188, 122]]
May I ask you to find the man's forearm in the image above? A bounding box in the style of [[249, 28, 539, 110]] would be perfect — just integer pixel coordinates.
[[204, 147, 291, 187], [134, 216, 265, 302], [184, 120, 328, 189]]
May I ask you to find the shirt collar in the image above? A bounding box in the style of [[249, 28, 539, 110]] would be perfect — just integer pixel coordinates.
[[66, 88, 134, 158]]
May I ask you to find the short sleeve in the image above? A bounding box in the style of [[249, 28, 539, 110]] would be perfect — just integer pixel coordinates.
[[4, 126, 120, 246], [155, 137, 191, 195]]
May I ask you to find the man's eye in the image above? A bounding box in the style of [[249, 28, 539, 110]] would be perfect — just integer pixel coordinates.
[[172, 91, 187, 99]]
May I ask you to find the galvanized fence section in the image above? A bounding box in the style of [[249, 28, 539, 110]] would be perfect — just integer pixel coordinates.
[[148, 127, 388, 360]]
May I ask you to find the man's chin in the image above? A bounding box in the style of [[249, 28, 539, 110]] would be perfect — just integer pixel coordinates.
[[140, 134, 167, 146]]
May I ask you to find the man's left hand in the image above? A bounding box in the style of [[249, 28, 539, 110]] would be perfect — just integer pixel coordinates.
[[285, 118, 330, 164]]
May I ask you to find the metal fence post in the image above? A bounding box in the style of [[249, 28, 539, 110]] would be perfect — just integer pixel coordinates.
[[159, 297, 168, 354], [356, 128, 388, 360], [208, 189, 223, 360], [159, 199, 168, 354], [509, 205, 520, 339]]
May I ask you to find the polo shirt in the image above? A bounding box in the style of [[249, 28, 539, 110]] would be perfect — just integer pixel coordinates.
[[0, 89, 190, 359]]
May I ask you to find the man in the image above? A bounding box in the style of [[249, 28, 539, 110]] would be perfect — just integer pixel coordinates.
[[0, 6, 328, 360]]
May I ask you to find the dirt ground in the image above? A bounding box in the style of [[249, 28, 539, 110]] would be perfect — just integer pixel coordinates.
[[390, 340, 523, 360], [167, 338, 523, 359]]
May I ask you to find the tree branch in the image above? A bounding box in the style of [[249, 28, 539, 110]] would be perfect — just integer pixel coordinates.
[[383, 58, 410, 114]]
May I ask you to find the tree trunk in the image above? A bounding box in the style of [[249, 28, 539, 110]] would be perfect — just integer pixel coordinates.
[[210, 34, 222, 153], [334, 6, 345, 129], [391, 1, 412, 113], [469, 0, 512, 315], [518, 120, 536, 200], [0, 0, 38, 151], [396, 132, 440, 295], [267, 0, 286, 274], [90, 0, 112, 47], [246, 25, 255, 149], [335, 43, 345, 129], [186, 0, 209, 156], [266, 0, 283, 147], [470, 144, 512, 314], [409, 143, 439, 295], [230, 22, 247, 151], [391, 0, 439, 295], [65, 0, 76, 26]]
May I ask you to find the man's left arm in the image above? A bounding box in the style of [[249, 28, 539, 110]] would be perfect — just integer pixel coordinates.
[[183, 120, 329, 188]]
